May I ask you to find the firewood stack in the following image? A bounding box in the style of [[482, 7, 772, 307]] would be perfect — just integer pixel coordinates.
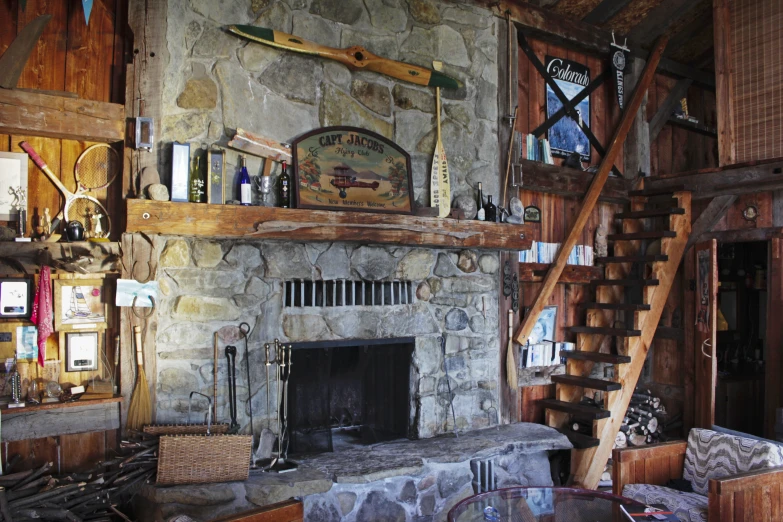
[[571, 387, 681, 450], [0, 438, 157, 521]]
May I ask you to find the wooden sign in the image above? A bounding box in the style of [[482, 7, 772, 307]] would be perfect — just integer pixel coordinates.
[[292, 127, 414, 214]]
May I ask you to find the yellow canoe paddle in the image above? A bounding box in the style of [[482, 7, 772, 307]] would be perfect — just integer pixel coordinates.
[[430, 61, 451, 218]]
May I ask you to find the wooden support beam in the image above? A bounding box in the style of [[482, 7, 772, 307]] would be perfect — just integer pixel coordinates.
[[0, 89, 124, 143], [713, 0, 735, 166], [649, 78, 693, 141], [583, 0, 635, 25], [701, 227, 783, 243], [513, 36, 668, 347], [647, 158, 783, 200], [685, 195, 737, 250]]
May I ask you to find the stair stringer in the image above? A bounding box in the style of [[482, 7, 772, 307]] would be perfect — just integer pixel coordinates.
[[570, 191, 692, 489]]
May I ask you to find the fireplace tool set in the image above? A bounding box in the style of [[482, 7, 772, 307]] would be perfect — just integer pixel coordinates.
[[253, 339, 297, 473]]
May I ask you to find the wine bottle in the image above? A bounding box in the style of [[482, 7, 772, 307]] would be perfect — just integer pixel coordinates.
[[189, 155, 205, 203], [475, 182, 485, 221], [278, 160, 291, 208], [484, 195, 497, 223], [239, 155, 252, 206]]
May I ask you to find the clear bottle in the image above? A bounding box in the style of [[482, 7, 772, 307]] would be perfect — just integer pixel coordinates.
[[278, 160, 291, 208], [484, 195, 497, 223], [239, 155, 252, 206], [475, 182, 485, 221]]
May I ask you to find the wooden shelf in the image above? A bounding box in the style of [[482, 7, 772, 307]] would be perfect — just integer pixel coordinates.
[[516, 159, 630, 204], [0, 89, 124, 143], [126, 199, 535, 251], [1, 396, 122, 416], [1, 396, 121, 442], [519, 263, 603, 284]]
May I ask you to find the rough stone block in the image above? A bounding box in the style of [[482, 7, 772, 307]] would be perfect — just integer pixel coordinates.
[[160, 239, 191, 268], [172, 296, 240, 321]]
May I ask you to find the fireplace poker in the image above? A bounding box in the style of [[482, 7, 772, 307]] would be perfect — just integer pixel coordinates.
[[282, 344, 292, 459], [439, 336, 458, 438], [225, 345, 239, 432], [239, 322, 253, 439], [254, 343, 276, 464]]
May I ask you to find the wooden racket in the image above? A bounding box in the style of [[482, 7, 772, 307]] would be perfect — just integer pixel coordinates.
[[20, 141, 112, 236], [74, 143, 120, 193]]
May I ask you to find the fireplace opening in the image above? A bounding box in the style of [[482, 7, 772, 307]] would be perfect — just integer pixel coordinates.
[[287, 338, 414, 455]]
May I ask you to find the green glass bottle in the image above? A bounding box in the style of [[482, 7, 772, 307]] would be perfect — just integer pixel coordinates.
[[189, 155, 206, 203]]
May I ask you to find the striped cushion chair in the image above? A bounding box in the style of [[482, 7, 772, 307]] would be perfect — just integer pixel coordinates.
[[616, 428, 783, 522]]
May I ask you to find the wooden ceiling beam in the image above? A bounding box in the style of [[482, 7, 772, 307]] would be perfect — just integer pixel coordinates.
[[627, 0, 701, 48], [480, 1, 715, 89], [583, 0, 635, 26]]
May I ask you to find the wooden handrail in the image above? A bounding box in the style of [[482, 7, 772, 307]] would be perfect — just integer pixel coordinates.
[[513, 35, 669, 346]]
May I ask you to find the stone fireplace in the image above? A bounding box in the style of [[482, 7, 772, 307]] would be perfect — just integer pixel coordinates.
[[154, 238, 501, 441]]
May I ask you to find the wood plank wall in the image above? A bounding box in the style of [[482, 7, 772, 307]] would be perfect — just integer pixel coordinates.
[[0, 0, 127, 238], [0, 0, 127, 473], [515, 37, 718, 425]]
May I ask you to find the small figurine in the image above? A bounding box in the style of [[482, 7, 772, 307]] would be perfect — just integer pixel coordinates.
[[43, 208, 52, 234], [88, 208, 104, 239], [595, 224, 608, 259]]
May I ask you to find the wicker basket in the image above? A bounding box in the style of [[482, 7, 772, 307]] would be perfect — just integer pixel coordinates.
[[143, 423, 230, 436], [156, 434, 252, 485]]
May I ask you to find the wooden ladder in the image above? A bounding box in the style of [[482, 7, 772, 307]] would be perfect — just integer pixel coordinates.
[[543, 181, 691, 489]]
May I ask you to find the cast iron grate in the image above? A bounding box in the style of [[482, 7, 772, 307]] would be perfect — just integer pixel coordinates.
[[283, 280, 416, 307]]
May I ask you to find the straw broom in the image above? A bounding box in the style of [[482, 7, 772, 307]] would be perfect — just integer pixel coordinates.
[[127, 326, 151, 430]]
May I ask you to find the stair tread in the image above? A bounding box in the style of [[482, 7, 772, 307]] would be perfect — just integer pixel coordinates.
[[596, 255, 669, 263], [608, 231, 677, 240], [616, 208, 686, 219], [561, 351, 632, 364], [571, 326, 642, 336], [582, 302, 652, 311], [539, 399, 611, 419], [592, 279, 660, 286], [551, 374, 622, 391], [556, 428, 600, 449], [629, 184, 687, 196]]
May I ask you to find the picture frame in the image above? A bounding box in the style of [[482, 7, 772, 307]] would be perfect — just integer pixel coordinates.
[[524, 205, 541, 223], [544, 55, 591, 162], [0, 151, 28, 221], [64, 331, 99, 372], [54, 279, 108, 331], [292, 126, 414, 214], [529, 305, 557, 345], [0, 278, 33, 318], [171, 142, 191, 202]]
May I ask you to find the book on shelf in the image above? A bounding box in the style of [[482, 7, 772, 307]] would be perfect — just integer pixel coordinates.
[[518, 242, 595, 266]]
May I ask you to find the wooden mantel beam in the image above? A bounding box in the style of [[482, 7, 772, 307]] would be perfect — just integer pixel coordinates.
[[0, 89, 125, 143]]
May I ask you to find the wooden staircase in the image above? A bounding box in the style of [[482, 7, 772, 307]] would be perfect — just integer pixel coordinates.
[[545, 182, 691, 489]]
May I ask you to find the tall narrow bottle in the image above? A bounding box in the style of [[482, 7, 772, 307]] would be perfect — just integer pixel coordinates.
[[278, 160, 291, 208], [239, 155, 252, 206], [475, 182, 485, 221], [484, 195, 497, 223], [189, 155, 205, 203]]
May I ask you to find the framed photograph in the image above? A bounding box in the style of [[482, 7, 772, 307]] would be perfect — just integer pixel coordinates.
[[171, 142, 191, 202], [545, 56, 591, 162], [524, 205, 541, 223], [64, 331, 99, 372], [54, 279, 108, 331], [16, 326, 37, 361], [0, 278, 33, 318], [292, 126, 414, 214], [0, 151, 28, 220], [529, 305, 557, 345]]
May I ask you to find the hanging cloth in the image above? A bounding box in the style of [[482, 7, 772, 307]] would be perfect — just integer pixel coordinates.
[[30, 266, 53, 368]]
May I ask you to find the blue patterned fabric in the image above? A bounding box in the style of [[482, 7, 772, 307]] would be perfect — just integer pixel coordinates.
[[683, 428, 783, 496], [623, 483, 707, 522]]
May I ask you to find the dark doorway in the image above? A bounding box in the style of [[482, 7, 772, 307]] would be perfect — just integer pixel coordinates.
[[715, 241, 767, 436], [287, 338, 414, 454]]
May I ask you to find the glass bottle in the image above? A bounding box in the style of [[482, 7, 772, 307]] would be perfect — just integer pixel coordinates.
[[475, 182, 485, 221], [278, 160, 291, 208], [189, 155, 205, 203], [484, 195, 497, 223], [239, 155, 252, 206]]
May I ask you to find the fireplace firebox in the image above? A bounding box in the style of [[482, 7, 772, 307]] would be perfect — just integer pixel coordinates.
[[287, 338, 415, 454]]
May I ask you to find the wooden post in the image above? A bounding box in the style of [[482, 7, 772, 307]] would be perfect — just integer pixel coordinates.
[[713, 0, 735, 166], [624, 57, 651, 179], [513, 36, 669, 347]]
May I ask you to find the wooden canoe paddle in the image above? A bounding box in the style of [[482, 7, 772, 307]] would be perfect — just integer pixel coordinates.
[[430, 61, 451, 218], [228, 25, 461, 90], [506, 310, 518, 389]]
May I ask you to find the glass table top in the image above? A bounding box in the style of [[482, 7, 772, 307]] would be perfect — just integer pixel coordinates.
[[448, 486, 648, 522]]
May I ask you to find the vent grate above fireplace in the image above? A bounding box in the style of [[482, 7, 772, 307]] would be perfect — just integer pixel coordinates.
[[283, 280, 416, 308]]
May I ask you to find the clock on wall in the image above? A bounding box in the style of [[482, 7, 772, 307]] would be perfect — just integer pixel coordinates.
[[742, 204, 759, 221]]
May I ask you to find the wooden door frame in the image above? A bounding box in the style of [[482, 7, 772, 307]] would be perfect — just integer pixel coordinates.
[[692, 240, 718, 429]]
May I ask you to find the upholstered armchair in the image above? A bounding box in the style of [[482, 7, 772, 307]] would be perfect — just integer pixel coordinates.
[[612, 428, 783, 522]]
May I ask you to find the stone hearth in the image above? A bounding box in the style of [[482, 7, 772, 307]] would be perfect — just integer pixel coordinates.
[[136, 423, 572, 521]]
